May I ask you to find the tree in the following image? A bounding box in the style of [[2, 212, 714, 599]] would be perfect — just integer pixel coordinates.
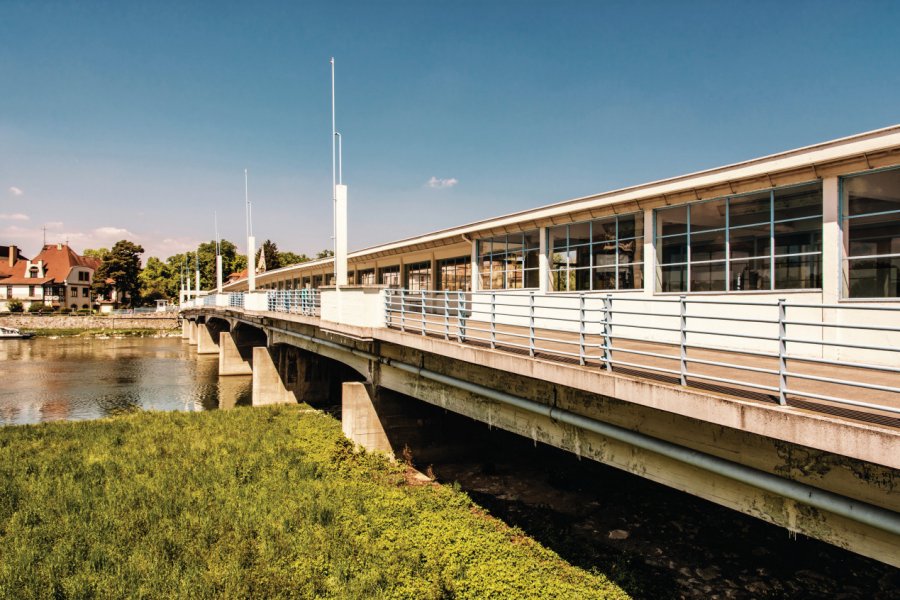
[[92, 240, 144, 307], [83, 248, 110, 262], [260, 240, 281, 271], [139, 256, 176, 302], [278, 251, 311, 266], [316, 249, 334, 259]]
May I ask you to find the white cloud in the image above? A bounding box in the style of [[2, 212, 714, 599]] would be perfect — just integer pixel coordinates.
[[45, 221, 64, 229], [94, 226, 134, 238], [426, 176, 458, 189], [8, 186, 23, 197], [0, 213, 29, 221]]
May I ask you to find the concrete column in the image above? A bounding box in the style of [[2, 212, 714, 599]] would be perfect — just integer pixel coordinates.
[[216, 254, 223, 294], [251, 346, 295, 406], [539, 226, 549, 293], [643, 207, 655, 296], [197, 323, 219, 355], [822, 176, 841, 304], [470, 238, 480, 292], [342, 382, 393, 456], [188, 320, 198, 345], [335, 184, 348, 286], [219, 331, 252, 376], [181, 319, 190, 339], [248, 235, 256, 292]]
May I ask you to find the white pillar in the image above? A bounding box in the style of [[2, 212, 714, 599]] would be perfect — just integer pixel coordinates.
[[216, 255, 223, 294], [643, 208, 655, 296], [195, 269, 201, 295], [470, 238, 480, 292], [822, 177, 841, 304], [247, 235, 256, 292], [335, 184, 348, 286], [539, 226, 550, 293]]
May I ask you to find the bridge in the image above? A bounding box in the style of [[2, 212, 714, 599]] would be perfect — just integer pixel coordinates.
[[182, 125, 900, 566]]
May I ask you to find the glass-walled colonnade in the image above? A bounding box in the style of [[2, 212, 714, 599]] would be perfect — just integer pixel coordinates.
[[255, 168, 900, 300]]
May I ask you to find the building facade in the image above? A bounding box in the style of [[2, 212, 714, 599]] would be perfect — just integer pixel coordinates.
[[0, 243, 101, 312]]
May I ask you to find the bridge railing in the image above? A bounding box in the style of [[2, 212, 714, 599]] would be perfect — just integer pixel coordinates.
[[383, 289, 900, 419], [266, 289, 321, 317], [203, 294, 217, 307], [228, 292, 245, 309]]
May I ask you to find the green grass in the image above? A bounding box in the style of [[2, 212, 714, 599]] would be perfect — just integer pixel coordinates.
[[0, 406, 629, 599]]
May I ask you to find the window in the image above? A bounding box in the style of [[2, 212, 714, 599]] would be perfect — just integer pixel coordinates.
[[477, 231, 540, 290], [347, 271, 355, 285], [358, 269, 376, 285], [82, 288, 90, 297], [311, 275, 323, 289], [405, 261, 432, 291], [656, 182, 822, 292], [549, 213, 644, 292], [842, 168, 900, 298], [5, 286, 10, 299], [437, 256, 471, 291], [78, 271, 90, 282], [378, 265, 401, 288], [29, 285, 36, 297]]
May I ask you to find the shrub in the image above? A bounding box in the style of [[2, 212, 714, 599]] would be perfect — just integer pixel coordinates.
[[57, 307, 71, 315], [6, 299, 24, 313]]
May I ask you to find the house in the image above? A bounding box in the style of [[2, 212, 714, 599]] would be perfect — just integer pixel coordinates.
[[0, 243, 101, 311]]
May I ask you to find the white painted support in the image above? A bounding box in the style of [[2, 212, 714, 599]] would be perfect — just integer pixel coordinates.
[[335, 184, 348, 286], [188, 320, 198, 345], [216, 254, 223, 294], [643, 208, 655, 295], [219, 331, 252, 376], [247, 235, 256, 292], [244, 290, 269, 312], [538, 226, 549, 293], [197, 323, 219, 355], [321, 287, 387, 328]]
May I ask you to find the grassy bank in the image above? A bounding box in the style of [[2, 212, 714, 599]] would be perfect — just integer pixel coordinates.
[[28, 328, 177, 337], [0, 406, 628, 599]]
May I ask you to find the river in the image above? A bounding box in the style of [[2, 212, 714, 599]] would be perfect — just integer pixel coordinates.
[[0, 336, 250, 425]]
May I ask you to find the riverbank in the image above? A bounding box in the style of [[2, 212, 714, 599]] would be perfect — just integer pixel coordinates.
[[0, 406, 627, 599], [28, 328, 180, 338], [0, 314, 179, 332]]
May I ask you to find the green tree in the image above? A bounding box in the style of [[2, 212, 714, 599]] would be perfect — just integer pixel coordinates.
[[82, 248, 110, 262], [316, 249, 334, 259], [278, 251, 310, 266], [260, 239, 281, 271], [92, 240, 144, 307], [139, 256, 176, 302]]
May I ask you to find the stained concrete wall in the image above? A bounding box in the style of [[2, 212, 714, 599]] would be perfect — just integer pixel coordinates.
[[0, 314, 179, 330]]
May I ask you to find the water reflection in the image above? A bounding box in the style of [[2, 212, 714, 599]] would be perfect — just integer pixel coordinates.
[[0, 337, 251, 425]]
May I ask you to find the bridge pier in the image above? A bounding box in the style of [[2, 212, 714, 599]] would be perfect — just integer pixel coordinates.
[[181, 318, 190, 339], [342, 382, 393, 455], [197, 323, 219, 355], [187, 320, 198, 345], [251, 346, 296, 406], [219, 331, 252, 376]]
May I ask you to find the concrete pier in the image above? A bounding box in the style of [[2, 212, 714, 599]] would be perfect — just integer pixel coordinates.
[[342, 382, 392, 456], [219, 331, 252, 376], [251, 346, 295, 406], [197, 323, 219, 355], [187, 320, 198, 345]]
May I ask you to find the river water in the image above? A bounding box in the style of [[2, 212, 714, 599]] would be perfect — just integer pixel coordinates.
[[0, 336, 251, 425]]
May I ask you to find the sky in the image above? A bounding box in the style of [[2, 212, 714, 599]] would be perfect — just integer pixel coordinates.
[[1, 0, 899, 261]]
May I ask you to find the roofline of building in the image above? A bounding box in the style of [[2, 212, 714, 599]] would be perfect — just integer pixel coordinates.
[[225, 124, 900, 290]]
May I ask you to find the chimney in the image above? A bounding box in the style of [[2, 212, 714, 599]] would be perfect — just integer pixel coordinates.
[[57, 242, 63, 250], [8, 245, 15, 267]]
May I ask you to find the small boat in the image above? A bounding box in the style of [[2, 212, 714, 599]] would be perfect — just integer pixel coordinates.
[[0, 326, 35, 339]]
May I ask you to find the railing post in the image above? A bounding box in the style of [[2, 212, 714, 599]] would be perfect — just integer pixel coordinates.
[[578, 294, 586, 366], [384, 290, 391, 327], [443, 290, 450, 340], [421, 289, 426, 336], [490, 292, 496, 350], [457, 290, 466, 343], [602, 294, 612, 371], [679, 295, 687, 386], [529, 291, 535, 357], [400, 290, 406, 333], [778, 298, 787, 405]]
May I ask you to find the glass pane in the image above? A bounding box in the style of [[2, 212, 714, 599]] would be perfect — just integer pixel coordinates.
[[729, 191, 771, 227], [523, 230, 541, 250], [690, 229, 726, 262], [730, 224, 771, 259], [506, 235, 524, 259], [618, 214, 642, 239], [593, 241, 616, 268], [619, 263, 642, 290], [568, 267, 588, 291], [506, 269, 523, 290], [847, 256, 900, 298], [551, 252, 567, 270], [567, 248, 589, 269], [524, 248, 541, 270], [659, 265, 687, 292], [730, 258, 771, 291], [568, 222, 591, 247], [775, 255, 821, 289], [659, 234, 688, 265], [657, 206, 688, 237], [593, 267, 617, 291], [550, 225, 568, 252], [690, 199, 726, 232], [618, 237, 642, 265], [690, 261, 726, 292], [847, 212, 900, 257], [480, 273, 493, 289], [550, 269, 566, 292], [844, 169, 900, 216], [774, 217, 822, 255], [524, 268, 540, 289], [592, 217, 617, 242], [774, 183, 822, 222]]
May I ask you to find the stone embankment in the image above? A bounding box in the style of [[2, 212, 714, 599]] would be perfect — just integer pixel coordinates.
[[0, 314, 179, 331]]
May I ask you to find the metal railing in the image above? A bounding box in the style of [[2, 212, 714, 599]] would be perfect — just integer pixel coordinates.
[[384, 289, 900, 419], [266, 289, 321, 316], [228, 292, 245, 309], [203, 294, 217, 307]]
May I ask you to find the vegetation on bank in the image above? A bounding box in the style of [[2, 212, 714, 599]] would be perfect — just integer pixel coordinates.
[[27, 328, 176, 338], [0, 407, 629, 599]]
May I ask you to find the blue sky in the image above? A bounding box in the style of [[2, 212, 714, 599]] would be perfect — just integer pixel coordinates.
[[1, 1, 898, 260]]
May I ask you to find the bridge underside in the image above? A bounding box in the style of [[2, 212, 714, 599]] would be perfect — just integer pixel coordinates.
[[184, 309, 899, 567]]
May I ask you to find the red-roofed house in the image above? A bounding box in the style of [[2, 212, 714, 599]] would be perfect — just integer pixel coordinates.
[[0, 243, 101, 311]]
